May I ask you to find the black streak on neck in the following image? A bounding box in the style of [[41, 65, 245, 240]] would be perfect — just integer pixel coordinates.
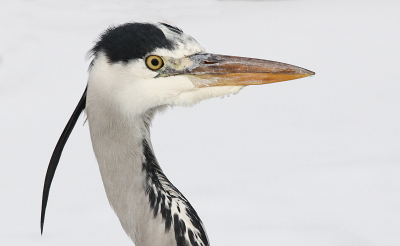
[[141, 139, 209, 246], [142, 139, 173, 232]]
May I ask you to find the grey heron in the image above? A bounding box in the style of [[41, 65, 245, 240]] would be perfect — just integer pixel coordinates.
[[41, 22, 314, 246]]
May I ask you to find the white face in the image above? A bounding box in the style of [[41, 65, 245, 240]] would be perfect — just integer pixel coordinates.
[[87, 24, 243, 117]]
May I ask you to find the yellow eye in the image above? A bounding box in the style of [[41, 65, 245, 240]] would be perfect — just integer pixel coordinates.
[[145, 55, 164, 70]]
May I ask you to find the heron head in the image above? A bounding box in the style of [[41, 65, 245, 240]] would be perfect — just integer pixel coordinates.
[[87, 22, 314, 116]]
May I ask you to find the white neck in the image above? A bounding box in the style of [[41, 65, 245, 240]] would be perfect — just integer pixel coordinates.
[[86, 87, 209, 246]]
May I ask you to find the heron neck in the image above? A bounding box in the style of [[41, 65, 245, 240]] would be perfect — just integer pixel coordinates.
[[87, 104, 209, 246]]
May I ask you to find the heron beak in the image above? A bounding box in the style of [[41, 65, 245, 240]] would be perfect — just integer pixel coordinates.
[[160, 53, 314, 87]]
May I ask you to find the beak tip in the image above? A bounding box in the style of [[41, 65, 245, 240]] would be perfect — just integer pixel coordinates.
[[301, 68, 315, 77]]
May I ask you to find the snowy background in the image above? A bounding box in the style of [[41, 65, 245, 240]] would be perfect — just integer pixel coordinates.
[[1, 0, 399, 245]]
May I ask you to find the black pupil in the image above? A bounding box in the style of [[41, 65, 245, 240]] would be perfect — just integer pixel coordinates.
[[151, 58, 159, 66]]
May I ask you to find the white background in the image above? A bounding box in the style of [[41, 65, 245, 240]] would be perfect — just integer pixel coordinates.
[[1, 0, 399, 245]]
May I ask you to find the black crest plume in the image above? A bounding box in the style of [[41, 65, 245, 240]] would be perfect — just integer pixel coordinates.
[[91, 23, 174, 63], [40, 87, 87, 234]]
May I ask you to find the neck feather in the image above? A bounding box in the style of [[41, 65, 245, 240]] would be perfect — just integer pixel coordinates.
[[86, 98, 209, 246]]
